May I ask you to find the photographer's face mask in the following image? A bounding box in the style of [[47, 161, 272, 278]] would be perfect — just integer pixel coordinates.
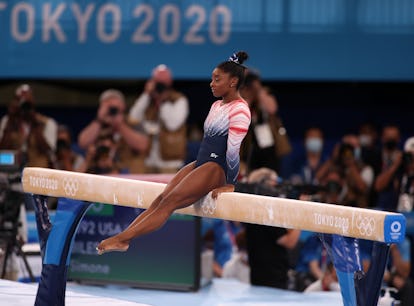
[[384, 139, 398, 151], [305, 137, 323, 153], [359, 134, 372, 147]]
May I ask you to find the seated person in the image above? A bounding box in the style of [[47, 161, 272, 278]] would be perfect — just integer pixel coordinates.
[[222, 225, 250, 284], [382, 238, 414, 306], [55, 124, 85, 172], [304, 261, 340, 292], [201, 218, 235, 277], [293, 232, 325, 292]]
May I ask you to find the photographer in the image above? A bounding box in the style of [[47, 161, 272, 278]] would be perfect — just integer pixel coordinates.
[[239, 70, 292, 177], [129, 65, 189, 173], [55, 124, 85, 172], [78, 89, 149, 174], [316, 134, 374, 208], [395, 137, 414, 212], [374, 124, 403, 211], [82, 135, 119, 175], [0, 84, 58, 168], [0, 84, 48, 280]]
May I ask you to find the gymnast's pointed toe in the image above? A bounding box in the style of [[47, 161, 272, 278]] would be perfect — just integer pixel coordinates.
[[96, 239, 129, 255]]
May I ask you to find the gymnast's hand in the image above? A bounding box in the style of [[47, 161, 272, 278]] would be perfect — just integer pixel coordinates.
[[211, 184, 235, 199]]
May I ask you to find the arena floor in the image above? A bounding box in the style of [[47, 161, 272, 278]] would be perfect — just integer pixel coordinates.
[[1, 278, 343, 306]]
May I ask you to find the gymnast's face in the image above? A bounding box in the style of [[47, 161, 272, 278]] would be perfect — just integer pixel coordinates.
[[210, 68, 236, 98]]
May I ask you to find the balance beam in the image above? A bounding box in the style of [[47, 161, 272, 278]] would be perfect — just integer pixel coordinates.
[[21, 167, 406, 243]]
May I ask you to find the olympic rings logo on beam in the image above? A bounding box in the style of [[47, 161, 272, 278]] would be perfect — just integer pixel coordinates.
[[200, 194, 217, 215], [390, 221, 402, 233], [63, 178, 79, 196], [356, 215, 375, 236]]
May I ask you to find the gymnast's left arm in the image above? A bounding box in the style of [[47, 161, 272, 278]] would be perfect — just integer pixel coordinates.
[[225, 102, 251, 185]]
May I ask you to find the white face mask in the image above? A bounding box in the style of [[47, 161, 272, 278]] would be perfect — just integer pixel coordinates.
[[359, 134, 372, 147], [305, 137, 323, 153]]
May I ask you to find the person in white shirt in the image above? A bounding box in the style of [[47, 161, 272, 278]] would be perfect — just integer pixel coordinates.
[[0, 84, 58, 168], [129, 65, 189, 173]]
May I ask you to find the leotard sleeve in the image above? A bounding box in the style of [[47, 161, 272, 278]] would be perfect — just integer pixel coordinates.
[[226, 101, 251, 184]]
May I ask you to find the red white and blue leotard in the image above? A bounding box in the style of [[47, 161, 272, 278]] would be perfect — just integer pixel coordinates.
[[195, 99, 251, 185]]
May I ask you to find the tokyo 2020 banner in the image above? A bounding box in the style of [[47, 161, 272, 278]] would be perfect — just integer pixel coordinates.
[[1, 0, 414, 80]]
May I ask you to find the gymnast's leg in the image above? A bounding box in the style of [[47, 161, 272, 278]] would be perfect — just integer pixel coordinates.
[[97, 162, 226, 254], [121, 162, 196, 231]]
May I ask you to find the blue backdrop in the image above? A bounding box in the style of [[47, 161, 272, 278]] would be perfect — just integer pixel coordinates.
[[1, 0, 414, 80]]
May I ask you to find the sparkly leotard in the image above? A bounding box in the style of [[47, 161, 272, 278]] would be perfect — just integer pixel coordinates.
[[195, 99, 251, 184]]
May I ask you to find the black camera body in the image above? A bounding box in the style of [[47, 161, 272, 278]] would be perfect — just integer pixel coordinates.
[[95, 145, 111, 158], [338, 143, 354, 161], [108, 106, 120, 116], [19, 99, 34, 113], [154, 82, 168, 94]]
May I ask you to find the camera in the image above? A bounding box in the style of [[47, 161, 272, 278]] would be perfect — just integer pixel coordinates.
[[108, 106, 120, 116], [0, 151, 19, 172], [154, 82, 168, 94], [19, 99, 34, 113], [95, 145, 111, 158], [324, 180, 342, 194], [338, 143, 354, 161]]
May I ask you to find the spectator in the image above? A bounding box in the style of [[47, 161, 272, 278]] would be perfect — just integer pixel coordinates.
[[294, 168, 345, 291], [78, 89, 149, 174], [222, 225, 250, 284], [290, 126, 327, 185], [395, 137, 414, 212], [316, 134, 374, 208], [55, 124, 85, 172], [201, 218, 236, 278], [358, 122, 382, 177], [357, 122, 382, 207], [240, 70, 291, 177], [293, 232, 326, 291], [0, 84, 58, 168], [374, 124, 403, 211], [129, 65, 189, 173], [243, 168, 300, 289], [0, 84, 54, 280], [382, 238, 414, 306], [245, 223, 299, 289]]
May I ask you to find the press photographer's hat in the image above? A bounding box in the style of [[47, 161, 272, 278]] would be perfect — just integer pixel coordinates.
[[404, 137, 414, 153]]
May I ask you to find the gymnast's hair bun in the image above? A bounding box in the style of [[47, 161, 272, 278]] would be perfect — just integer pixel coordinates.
[[228, 51, 249, 65]]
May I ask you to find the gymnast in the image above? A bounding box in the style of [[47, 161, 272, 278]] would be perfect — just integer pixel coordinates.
[[96, 51, 252, 254]]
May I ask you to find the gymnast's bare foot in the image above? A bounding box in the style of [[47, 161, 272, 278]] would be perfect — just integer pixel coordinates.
[[96, 236, 129, 255]]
